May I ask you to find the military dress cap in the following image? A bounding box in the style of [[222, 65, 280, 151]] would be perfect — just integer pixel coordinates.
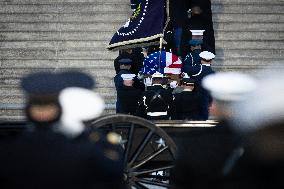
[[181, 73, 195, 84], [152, 71, 164, 78], [21, 72, 62, 96], [58, 71, 95, 89], [190, 30, 205, 36], [189, 39, 203, 46], [199, 51, 215, 60], [118, 58, 133, 65], [232, 70, 284, 132], [59, 87, 105, 137], [202, 72, 256, 102], [121, 74, 136, 81]]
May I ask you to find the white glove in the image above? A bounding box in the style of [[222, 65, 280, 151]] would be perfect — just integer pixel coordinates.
[[137, 72, 144, 80], [144, 77, 152, 87], [170, 81, 178, 89]]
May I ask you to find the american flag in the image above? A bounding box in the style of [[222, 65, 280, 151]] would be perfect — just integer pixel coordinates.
[[142, 51, 183, 75]]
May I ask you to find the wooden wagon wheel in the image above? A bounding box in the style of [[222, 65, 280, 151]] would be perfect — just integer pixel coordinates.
[[88, 114, 177, 189]]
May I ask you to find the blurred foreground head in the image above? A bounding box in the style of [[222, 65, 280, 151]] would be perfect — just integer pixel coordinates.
[[59, 87, 105, 138], [21, 70, 95, 125], [202, 72, 257, 119], [232, 70, 284, 161], [21, 72, 62, 125]]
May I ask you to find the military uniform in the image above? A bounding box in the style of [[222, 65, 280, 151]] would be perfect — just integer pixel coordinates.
[[182, 39, 203, 73], [116, 74, 143, 115], [189, 0, 215, 53], [172, 120, 239, 189], [172, 88, 204, 120], [136, 85, 174, 120], [0, 127, 125, 189], [114, 49, 144, 75], [0, 71, 125, 189]]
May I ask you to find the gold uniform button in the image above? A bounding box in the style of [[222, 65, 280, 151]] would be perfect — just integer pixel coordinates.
[[89, 132, 101, 142]]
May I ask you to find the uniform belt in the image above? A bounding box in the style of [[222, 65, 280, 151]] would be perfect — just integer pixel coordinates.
[[147, 112, 168, 116]]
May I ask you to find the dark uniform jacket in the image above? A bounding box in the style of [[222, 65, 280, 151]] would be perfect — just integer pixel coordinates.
[[182, 49, 202, 73], [0, 125, 124, 189], [117, 85, 142, 115], [136, 85, 174, 120], [114, 50, 144, 75], [186, 64, 215, 119], [171, 88, 204, 120], [172, 120, 240, 189], [114, 69, 131, 90], [190, 0, 215, 53]]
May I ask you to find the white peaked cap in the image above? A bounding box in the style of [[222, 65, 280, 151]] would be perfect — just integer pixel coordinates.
[[190, 30, 205, 36], [58, 87, 105, 138], [202, 72, 257, 102], [183, 73, 190, 78], [121, 74, 136, 81], [199, 51, 215, 60], [152, 71, 164, 78], [59, 87, 105, 121], [232, 70, 284, 132]]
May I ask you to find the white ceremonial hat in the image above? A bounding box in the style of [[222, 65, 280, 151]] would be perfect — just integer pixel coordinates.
[[190, 30, 205, 36], [202, 72, 257, 102], [121, 74, 136, 81], [232, 69, 284, 132], [152, 71, 164, 78], [58, 87, 105, 137], [199, 51, 215, 60]]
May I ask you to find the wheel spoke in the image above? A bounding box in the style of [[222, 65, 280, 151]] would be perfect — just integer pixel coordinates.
[[124, 123, 135, 166], [137, 179, 171, 188], [133, 165, 174, 176], [133, 182, 148, 189], [129, 130, 154, 166], [132, 146, 169, 170]]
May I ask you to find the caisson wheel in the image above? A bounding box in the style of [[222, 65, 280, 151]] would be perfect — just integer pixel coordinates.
[[88, 114, 177, 189]]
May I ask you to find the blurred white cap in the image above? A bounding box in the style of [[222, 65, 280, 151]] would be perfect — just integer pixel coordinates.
[[199, 51, 215, 60], [202, 72, 257, 102], [121, 74, 136, 81], [59, 87, 105, 137], [233, 70, 284, 132], [152, 71, 164, 78], [190, 30, 205, 36]]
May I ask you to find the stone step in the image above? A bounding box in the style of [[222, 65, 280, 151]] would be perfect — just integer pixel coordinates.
[[0, 4, 283, 14], [1, 47, 283, 62], [0, 21, 283, 33], [1, 0, 282, 5], [1, 13, 283, 24], [1, 57, 283, 81], [0, 49, 284, 66], [0, 30, 282, 42], [1, 40, 283, 50], [0, 104, 116, 121], [1, 0, 282, 4]]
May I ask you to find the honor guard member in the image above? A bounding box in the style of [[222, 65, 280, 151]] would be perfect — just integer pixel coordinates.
[[136, 72, 174, 120], [182, 39, 203, 73], [117, 74, 143, 115], [186, 51, 215, 119], [188, 50, 215, 83], [228, 70, 284, 189], [114, 58, 133, 90], [114, 48, 144, 75], [171, 74, 204, 120], [172, 72, 257, 189], [58, 87, 125, 189], [20, 72, 63, 128]]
